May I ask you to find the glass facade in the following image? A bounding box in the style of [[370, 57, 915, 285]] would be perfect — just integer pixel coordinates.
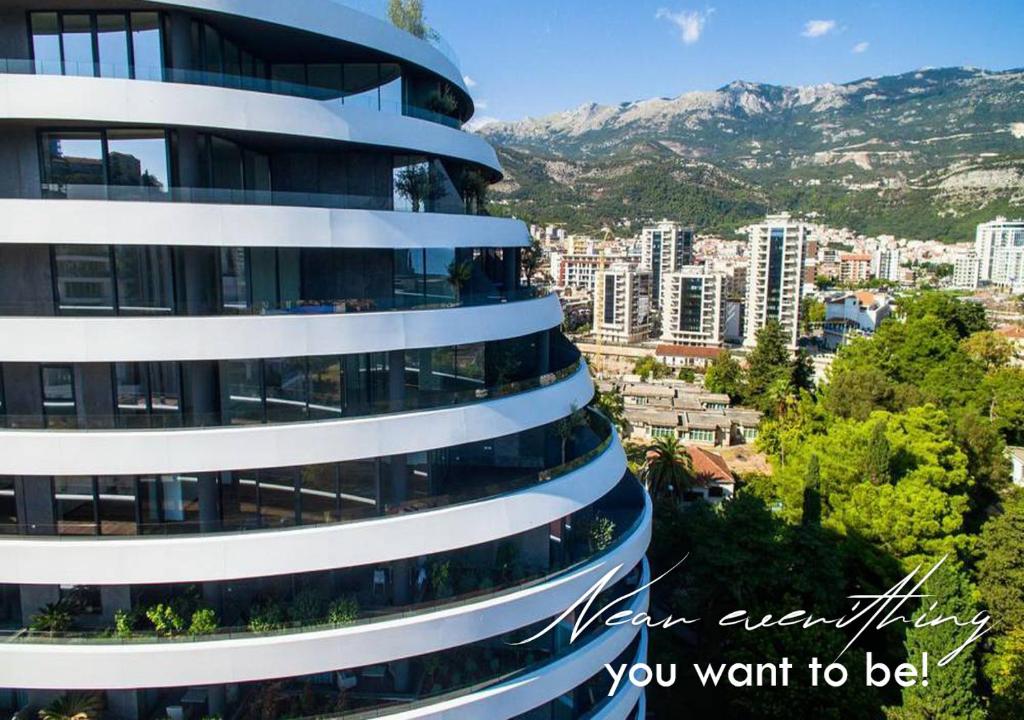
[[678, 276, 704, 333], [40, 129, 169, 199], [0, 411, 612, 537], [27, 11, 166, 79], [0, 243, 527, 317]]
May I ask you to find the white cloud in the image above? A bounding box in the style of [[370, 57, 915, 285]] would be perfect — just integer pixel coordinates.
[[465, 116, 500, 132], [655, 8, 714, 45], [462, 75, 477, 88], [852, 41, 869, 53], [475, 99, 489, 110], [801, 19, 837, 38]]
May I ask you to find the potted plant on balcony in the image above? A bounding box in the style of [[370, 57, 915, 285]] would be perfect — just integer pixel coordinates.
[[37, 693, 103, 720]]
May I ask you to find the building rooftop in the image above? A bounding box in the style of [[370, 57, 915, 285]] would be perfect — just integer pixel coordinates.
[[687, 446, 735, 488], [626, 408, 680, 428], [655, 344, 725, 360], [622, 384, 676, 399]]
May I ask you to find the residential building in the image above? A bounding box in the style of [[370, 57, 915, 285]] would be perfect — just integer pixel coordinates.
[[952, 251, 981, 290], [659, 266, 726, 347], [822, 292, 893, 350], [975, 217, 1024, 284], [593, 263, 653, 344], [619, 383, 761, 447], [0, 4, 648, 718], [655, 344, 725, 371], [839, 254, 873, 284], [1008, 447, 1024, 487], [551, 251, 627, 292], [744, 213, 808, 349], [684, 446, 736, 504], [871, 248, 903, 283], [640, 221, 694, 307], [724, 299, 745, 344]]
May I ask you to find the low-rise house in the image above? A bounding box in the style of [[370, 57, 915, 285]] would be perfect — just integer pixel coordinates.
[[995, 325, 1024, 367], [655, 344, 724, 371], [684, 446, 736, 504], [822, 291, 892, 350], [1008, 446, 1024, 487]]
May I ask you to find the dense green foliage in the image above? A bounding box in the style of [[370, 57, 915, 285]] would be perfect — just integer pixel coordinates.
[[648, 292, 1024, 718]]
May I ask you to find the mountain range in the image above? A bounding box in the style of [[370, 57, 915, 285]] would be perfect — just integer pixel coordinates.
[[478, 66, 1024, 241]]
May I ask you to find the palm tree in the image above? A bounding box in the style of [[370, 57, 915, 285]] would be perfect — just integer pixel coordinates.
[[643, 435, 694, 502], [38, 693, 102, 720]]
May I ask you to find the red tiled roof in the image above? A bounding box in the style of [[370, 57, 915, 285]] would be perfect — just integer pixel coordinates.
[[840, 254, 872, 262], [687, 446, 734, 487], [656, 344, 724, 359], [996, 324, 1024, 339]]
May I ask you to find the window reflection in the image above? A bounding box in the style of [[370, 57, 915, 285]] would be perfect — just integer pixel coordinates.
[[106, 129, 169, 192], [0, 477, 17, 534], [54, 476, 95, 535], [96, 14, 129, 78], [61, 14, 95, 77], [130, 12, 164, 80], [40, 132, 105, 197], [115, 245, 174, 312], [52, 244, 114, 313], [30, 13, 61, 75], [41, 366, 76, 428]]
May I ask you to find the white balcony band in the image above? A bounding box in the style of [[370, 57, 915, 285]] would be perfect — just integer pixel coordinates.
[[0, 75, 498, 174], [0, 513, 651, 690], [158, 0, 467, 95], [0, 359, 593, 477], [0, 293, 561, 363], [0, 200, 529, 250], [0, 435, 626, 585], [367, 573, 649, 720]]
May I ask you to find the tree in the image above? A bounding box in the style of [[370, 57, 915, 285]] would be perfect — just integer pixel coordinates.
[[387, 0, 428, 38], [394, 164, 444, 211], [677, 367, 696, 383], [887, 561, 986, 720], [801, 297, 826, 334], [802, 454, 822, 527], [988, 629, 1024, 720], [899, 291, 989, 340], [962, 330, 1017, 369], [593, 387, 629, 438], [790, 348, 815, 392], [746, 321, 793, 414], [38, 693, 103, 720], [520, 237, 544, 287], [863, 419, 893, 486], [704, 349, 745, 403], [977, 490, 1024, 632], [643, 435, 693, 501], [633, 356, 671, 381]]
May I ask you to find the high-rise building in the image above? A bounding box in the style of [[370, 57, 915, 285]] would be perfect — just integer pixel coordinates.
[[0, 4, 649, 718], [660, 267, 727, 347], [744, 213, 808, 349], [975, 217, 1024, 284], [640, 221, 694, 308], [871, 248, 903, 283], [593, 264, 653, 344], [952, 251, 981, 290]]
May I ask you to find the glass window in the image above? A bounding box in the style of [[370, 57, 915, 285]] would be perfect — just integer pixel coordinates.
[[106, 129, 169, 193], [308, 357, 343, 420], [379, 64, 403, 114], [339, 460, 379, 519], [242, 149, 271, 193], [209, 136, 243, 190], [54, 476, 96, 535], [201, 23, 222, 74], [149, 363, 182, 425], [424, 248, 457, 304], [130, 12, 164, 80], [222, 38, 241, 78], [393, 249, 424, 307], [61, 14, 96, 77], [59, 585, 102, 615], [30, 13, 62, 75], [454, 343, 486, 388], [112, 245, 171, 312], [298, 464, 338, 524], [307, 64, 343, 96], [270, 64, 305, 92], [264, 357, 308, 423], [114, 362, 149, 425], [97, 476, 137, 535], [393, 158, 432, 213], [0, 477, 16, 534], [159, 475, 200, 526], [52, 244, 114, 313], [115, 245, 174, 313], [220, 247, 250, 310], [344, 64, 380, 110], [96, 14, 130, 78], [256, 467, 297, 527], [223, 359, 264, 425], [42, 366, 77, 428], [40, 131, 105, 197]]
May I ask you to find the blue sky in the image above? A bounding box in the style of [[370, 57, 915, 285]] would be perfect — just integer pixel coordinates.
[[422, 0, 1023, 124]]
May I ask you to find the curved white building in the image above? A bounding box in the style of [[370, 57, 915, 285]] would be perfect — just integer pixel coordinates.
[[0, 3, 648, 719]]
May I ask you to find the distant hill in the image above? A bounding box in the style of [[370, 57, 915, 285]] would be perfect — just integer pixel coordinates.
[[479, 67, 1024, 241]]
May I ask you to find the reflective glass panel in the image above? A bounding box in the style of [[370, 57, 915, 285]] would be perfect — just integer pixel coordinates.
[[40, 132, 105, 197], [106, 129, 169, 192], [298, 464, 338, 524], [0, 477, 16, 534], [42, 366, 76, 428], [30, 13, 61, 74], [115, 245, 174, 312], [308, 357, 343, 420], [61, 14, 95, 77], [223, 360, 263, 424], [97, 476, 137, 535], [220, 248, 250, 310], [53, 244, 114, 313], [344, 64, 380, 109], [264, 357, 308, 423], [96, 14, 129, 78], [54, 476, 95, 535], [130, 12, 164, 80]]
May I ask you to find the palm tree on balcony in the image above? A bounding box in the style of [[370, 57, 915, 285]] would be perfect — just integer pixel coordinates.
[[643, 435, 693, 502], [37, 693, 103, 720]]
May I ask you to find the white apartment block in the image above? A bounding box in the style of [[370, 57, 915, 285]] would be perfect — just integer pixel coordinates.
[[593, 264, 653, 344], [871, 248, 902, 283], [975, 217, 1024, 284], [640, 221, 694, 308], [952, 251, 981, 290], [660, 267, 727, 347], [551, 252, 627, 292], [744, 213, 808, 349]]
